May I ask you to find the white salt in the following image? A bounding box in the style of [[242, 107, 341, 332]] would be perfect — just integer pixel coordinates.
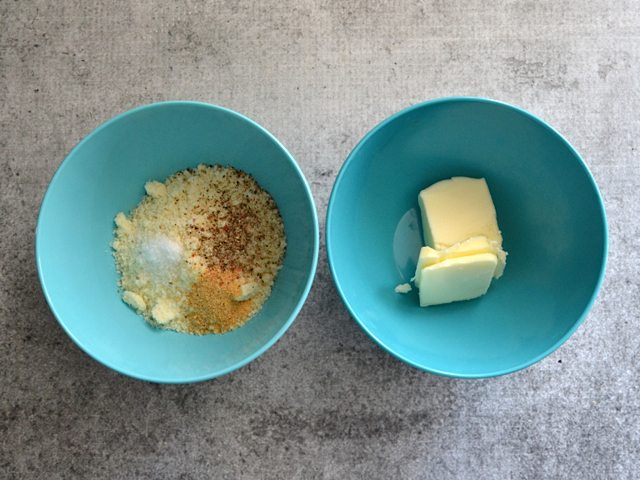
[[138, 235, 183, 275]]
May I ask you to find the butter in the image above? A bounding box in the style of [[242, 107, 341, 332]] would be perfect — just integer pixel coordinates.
[[413, 177, 507, 306], [234, 282, 259, 302], [122, 290, 147, 312], [114, 212, 134, 233], [414, 236, 506, 286], [144, 180, 167, 198], [394, 283, 412, 294], [418, 253, 498, 307], [418, 177, 503, 249], [151, 298, 179, 324]]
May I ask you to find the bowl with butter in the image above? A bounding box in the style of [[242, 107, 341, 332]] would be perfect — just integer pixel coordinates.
[[326, 97, 607, 378]]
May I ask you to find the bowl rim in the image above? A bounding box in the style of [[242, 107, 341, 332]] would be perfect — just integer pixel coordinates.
[[36, 100, 319, 384], [326, 96, 608, 379]]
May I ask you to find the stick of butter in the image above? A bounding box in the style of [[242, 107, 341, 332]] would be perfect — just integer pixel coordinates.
[[414, 236, 506, 286], [414, 177, 507, 306], [419, 177, 503, 250], [418, 253, 498, 307]]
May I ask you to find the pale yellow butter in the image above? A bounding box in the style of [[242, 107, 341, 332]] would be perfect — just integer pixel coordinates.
[[418, 177, 503, 250], [414, 236, 506, 286], [413, 177, 507, 306], [234, 282, 259, 302], [122, 290, 147, 312], [418, 253, 498, 307], [394, 283, 412, 294], [144, 180, 167, 198], [151, 298, 179, 324], [114, 212, 134, 233]]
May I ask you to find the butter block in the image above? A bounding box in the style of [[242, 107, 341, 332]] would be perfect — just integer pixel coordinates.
[[418, 177, 503, 249], [414, 236, 506, 286], [418, 253, 498, 307]]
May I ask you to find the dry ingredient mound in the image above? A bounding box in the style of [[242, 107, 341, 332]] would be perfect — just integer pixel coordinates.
[[112, 164, 286, 334]]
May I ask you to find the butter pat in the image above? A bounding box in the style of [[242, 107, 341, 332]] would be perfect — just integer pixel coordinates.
[[414, 236, 506, 285], [418, 253, 498, 307], [413, 177, 507, 306], [418, 177, 503, 249]]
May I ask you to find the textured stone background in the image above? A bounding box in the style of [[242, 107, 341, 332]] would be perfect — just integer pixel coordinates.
[[1, 1, 639, 478]]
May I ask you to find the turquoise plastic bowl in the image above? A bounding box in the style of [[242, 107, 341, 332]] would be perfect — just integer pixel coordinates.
[[327, 97, 607, 378], [36, 101, 319, 383]]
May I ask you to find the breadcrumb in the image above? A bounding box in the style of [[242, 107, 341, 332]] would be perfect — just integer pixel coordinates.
[[112, 164, 286, 334]]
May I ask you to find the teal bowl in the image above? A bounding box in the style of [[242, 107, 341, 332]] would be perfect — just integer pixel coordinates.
[[36, 101, 319, 383], [327, 97, 607, 378]]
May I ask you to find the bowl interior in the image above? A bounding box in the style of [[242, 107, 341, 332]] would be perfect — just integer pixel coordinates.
[[327, 98, 606, 377], [37, 102, 318, 382]]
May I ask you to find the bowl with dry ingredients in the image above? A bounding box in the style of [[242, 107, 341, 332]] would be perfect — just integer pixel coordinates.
[[36, 101, 319, 383]]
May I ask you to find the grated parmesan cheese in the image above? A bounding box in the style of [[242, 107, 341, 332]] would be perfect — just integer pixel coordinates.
[[112, 164, 286, 334]]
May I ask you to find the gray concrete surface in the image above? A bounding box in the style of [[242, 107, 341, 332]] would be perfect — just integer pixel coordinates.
[[1, 1, 639, 478]]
